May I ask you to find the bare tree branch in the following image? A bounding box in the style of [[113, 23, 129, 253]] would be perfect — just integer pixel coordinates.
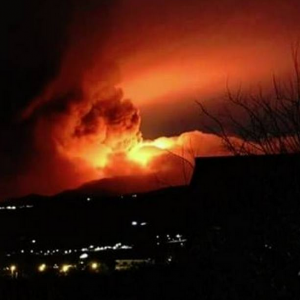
[[197, 49, 300, 155]]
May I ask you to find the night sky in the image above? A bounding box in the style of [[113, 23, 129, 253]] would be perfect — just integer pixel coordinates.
[[1, 0, 300, 199]]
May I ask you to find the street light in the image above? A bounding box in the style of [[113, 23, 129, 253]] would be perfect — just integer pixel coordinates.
[[90, 262, 99, 271], [10, 265, 17, 278], [60, 264, 72, 274], [38, 264, 46, 272]]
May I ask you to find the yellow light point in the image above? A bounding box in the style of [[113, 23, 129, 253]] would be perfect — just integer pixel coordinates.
[[10, 265, 16, 272], [91, 262, 98, 270], [61, 264, 71, 273], [38, 264, 46, 272]]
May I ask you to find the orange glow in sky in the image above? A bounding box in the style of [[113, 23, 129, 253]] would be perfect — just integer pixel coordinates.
[[127, 137, 176, 166], [3, 0, 300, 200]]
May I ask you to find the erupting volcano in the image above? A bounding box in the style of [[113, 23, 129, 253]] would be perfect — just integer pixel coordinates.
[[22, 68, 223, 197], [1, 0, 300, 200]]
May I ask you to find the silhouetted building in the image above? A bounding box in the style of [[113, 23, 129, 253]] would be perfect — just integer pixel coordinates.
[[190, 154, 300, 204]]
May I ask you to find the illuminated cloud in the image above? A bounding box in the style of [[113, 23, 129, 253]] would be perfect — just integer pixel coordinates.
[[1, 0, 300, 199]]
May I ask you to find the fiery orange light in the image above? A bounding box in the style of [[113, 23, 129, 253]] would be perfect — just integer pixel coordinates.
[[127, 137, 176, 167]]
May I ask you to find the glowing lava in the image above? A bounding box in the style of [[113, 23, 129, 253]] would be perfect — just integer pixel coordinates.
[[127, 137, 176, 167]]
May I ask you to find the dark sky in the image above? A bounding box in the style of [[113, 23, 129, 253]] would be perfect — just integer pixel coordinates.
[[2, 0, 300, 131], [0, 0, 115, 123], [0, 0, 118, 198]]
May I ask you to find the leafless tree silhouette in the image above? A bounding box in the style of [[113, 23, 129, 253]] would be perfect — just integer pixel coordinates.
[[198, 46, 300, 155], [154, 142, 196, 188]]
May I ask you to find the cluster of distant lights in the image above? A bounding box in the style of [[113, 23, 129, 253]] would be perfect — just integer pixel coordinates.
[[156, 234, 187, 246], [1, 196, 187, 270], [6, 241, 132, 258], [1, 193, 139, 211], [6, 257, 158, 277], [0, 205, 33, 210], [5, 261, 102, 276], [6, 233, 187, 259], [131, 221, 147, 226]]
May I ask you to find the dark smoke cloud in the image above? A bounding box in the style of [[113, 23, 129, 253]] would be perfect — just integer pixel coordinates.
[[0, 0, 120, 199], [2, 0, 300, 200], [1, 0, 70, 123], [109, 0, 300, 138]]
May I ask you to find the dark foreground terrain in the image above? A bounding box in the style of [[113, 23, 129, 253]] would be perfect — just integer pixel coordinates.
[[0, 258, 299, 300], [1, 155, 300, 299]]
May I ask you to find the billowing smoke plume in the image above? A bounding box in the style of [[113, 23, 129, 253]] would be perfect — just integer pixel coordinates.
[[31, 84, 142, 169], [20, 62, 227, 199], [4, 0, 299, 200], [0, 0, 234, 201], [1, 64, 227, 200]]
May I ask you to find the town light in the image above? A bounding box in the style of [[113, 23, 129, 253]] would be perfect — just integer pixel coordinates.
[[91, 262, 98, 270], [61, 264, 71, 273], [10, 265, 16, 272], [38, 264, 46, 272], [10, 265, 17, 278], [80, 253, 88, 259]]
